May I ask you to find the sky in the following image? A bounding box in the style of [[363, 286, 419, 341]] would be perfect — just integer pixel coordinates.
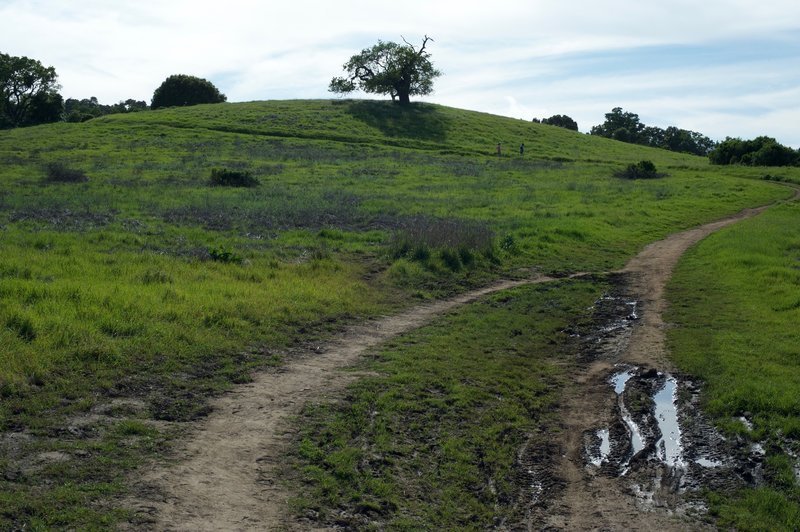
[[2, 0, 800, 147]]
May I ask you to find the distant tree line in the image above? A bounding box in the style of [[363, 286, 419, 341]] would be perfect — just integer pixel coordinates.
[[2, 51, 227, 129], [709, 136, 799, 167], [64, 97, 148, 122], [590, 107, 716, 156]]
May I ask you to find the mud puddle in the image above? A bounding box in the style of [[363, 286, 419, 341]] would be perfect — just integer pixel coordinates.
[[573, 280, 775, 516], [585, 364, 772, 507]]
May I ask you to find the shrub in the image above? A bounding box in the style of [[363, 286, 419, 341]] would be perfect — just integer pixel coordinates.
[[209, 246, 243, 264], [499, 234, 519, 254], [44, 162, 88, 183], [209, 168, 259, 188], [540, 114, 579, 131], [615, 160, 662, 179], [440, 248, 462, 271]]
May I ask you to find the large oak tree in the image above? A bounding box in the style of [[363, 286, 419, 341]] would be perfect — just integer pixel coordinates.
[[329, 36, 441, 105], [0, 52, 62, 128]]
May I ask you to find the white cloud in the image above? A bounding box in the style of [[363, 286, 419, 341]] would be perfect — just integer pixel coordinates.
[[2, 0, 800, 146]]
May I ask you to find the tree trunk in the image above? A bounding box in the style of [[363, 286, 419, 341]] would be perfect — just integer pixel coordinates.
[[397, 91, 410, 105]]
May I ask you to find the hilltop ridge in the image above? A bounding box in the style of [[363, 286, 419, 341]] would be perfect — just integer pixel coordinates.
[[82, 99, 708, 165]]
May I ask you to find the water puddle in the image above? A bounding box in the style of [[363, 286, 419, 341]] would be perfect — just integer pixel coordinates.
[[751, 443, 766, 456], [611, 368, 634, 395], [694, 457, 722, 468], [621, 407, 645, 457], [589, 428, 611, 467], [610, 367, 645, 469], [606, 367, 689, 472], [654, 377, 684, 467], [598, 429, 610, 463]]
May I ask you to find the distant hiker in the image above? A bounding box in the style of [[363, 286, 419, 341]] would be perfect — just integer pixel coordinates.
[[519, 143, 525, 156], [496, 142, 501, 156]]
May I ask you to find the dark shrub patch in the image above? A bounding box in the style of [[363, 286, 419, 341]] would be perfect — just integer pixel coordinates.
[[209, 246, 243, 264], [440, 249, 462, 271], [615, 160, 663, 179], [6, 313, 36, 342], [209, 168, 259, 188], [44, 162, 88, 183]]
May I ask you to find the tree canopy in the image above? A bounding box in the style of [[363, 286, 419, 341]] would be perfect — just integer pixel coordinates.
[[709, 136, 799, 166], [329, 36, 441, 105], [1, 52, 63, 128], [151, 74, 226, 110], [539, 114, 579, 131], [590, 107, 716, 156]]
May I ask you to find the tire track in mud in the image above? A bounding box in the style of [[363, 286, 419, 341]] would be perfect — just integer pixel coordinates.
[[125, 187, 798, 531], [124, 275, 560, 531]]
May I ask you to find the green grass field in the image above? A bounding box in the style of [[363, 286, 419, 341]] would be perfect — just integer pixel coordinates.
[[293, 279, 601, 529], [667, 199, 800, 529], [1, 99, 797, 528]]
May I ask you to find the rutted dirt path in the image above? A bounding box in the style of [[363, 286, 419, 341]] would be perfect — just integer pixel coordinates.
[[126, 276, 558, 531], [126, 189, 797, 531], [541, 202, 783, 531]]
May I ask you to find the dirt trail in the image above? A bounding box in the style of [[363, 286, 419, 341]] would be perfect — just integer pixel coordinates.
[[127, 188, 797, 531], [541, 203, 780, 531], [126, 276, 556, 531]]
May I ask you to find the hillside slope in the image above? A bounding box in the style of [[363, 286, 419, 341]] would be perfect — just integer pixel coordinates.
[[0, 99, 795, 529]]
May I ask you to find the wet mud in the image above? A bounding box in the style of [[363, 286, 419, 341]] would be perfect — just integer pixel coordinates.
[[551, 274, 771, 522]]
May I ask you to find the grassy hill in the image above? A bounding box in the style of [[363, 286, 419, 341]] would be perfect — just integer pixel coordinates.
[[0, 99, 797, 528]]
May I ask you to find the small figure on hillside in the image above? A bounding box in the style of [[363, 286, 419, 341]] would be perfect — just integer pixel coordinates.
[[496, 142, 502, 156], [519, 143, 525, 156]]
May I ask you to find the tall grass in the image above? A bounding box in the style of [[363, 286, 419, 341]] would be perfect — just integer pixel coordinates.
[[667, 201, 800, 528]]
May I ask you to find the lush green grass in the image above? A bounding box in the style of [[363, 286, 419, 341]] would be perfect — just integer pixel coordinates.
[[294, 280, 601, 529], [667, 200, 800, 529], [0, 99, 796, 528]]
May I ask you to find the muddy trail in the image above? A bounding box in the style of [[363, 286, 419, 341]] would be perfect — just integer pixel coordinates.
[[538, 202, 782, 531], [124, 193, 794, 531]]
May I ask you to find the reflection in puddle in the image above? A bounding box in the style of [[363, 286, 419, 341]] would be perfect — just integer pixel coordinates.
[[598, 429, 610, 463], [654, 377, 684, 467], [626, 301, 638, 320], [611, 367, 644, 468], [590, 429, 611, 467], [610, 367, 686, 471], [695, 457, 722, 468], [611, 368, 634, 395], [621, 408, 645, 458]]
